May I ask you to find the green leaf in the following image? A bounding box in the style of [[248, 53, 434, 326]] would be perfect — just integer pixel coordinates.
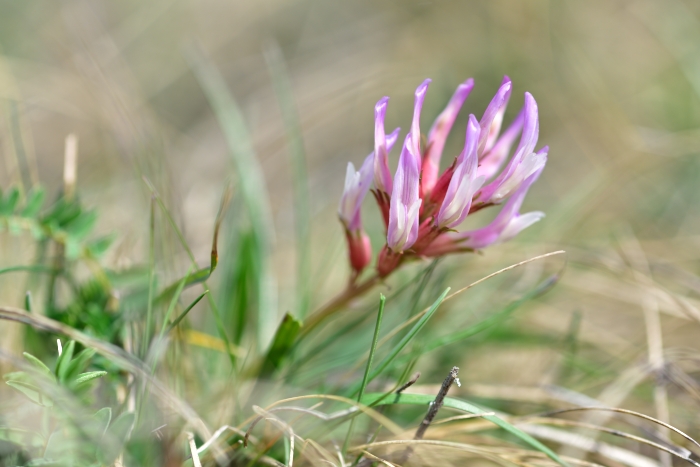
[[42, 429, 72, 460], [0, 187, 20, 215], [73, 371, 107, 386], [99, 412, 134, 465], [6, 380, 53, 407], [63, 211, 97, 240], [21, 187, 45, 217], [260, 313, 302, 377], [64, 348, 96, 382], [0, 426, 43, 447], [3, 371, 29, 382], [361, 392, 569, 467], [86, 235, 115, 257], [92, 407, 112, 437], [22, 352, 52, 378], [56, 340, 75, 383]]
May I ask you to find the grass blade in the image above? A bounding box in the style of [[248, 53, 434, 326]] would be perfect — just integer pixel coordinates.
[[187, 44, 277, 348], [342, 294, 386, 455], [158, 267, 193, 339], [260, 313, 302, 377], [423, 273, 560, 353], [346, 287, 450, 397], [166, 291, 209, 334], [265, 43, 311, 319], [360, 392, 570, 467]]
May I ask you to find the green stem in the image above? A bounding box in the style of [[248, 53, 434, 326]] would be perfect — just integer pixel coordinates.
[[300, 274, 380, 336], [342, 294, 385, 455]]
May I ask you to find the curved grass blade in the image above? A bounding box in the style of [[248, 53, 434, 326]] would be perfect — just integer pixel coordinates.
[[265, 43, 311, 319], [187, 44, 277, 348], [360, 392, 569, 467], [345, 287, 450, 398], [423, 272, 560, 353], [343, 294, 386, 454], [166, 291, 209, 334], [260, 313, 302, 377]]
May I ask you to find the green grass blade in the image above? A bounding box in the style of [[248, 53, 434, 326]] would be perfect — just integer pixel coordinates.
[[0, 265, 55, 277], [360, 392, 570, 467], [260, 313, 302, 377], [265, 44, 311, 319], [423, 273, 560, 353], [342, 294, 386, 454], [346, 287, 450, 397], [187, 45, 277, 348], [166, 291, 208, 334], [142, 177, 235, 368], [144, 197, 156, 358], [158, 267, 193, 339]]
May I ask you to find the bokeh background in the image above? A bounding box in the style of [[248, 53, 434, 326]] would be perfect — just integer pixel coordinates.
[[2, 0, 700, 460]]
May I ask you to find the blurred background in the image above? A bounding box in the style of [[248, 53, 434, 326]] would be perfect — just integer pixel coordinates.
[[2, 0, 700, 460]]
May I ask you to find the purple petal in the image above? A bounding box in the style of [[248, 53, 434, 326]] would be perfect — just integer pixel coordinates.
[[457, 167, 543, 249], [477, 108, 524, 181], [422, 79, 474, 194], [387, 133, 422, 252], [373, 97, 393, 193], [339, 152, 375, 231], [436, 115, 483, 228], [512, 92, 539, 161], [474, 93, 541, 204], [478, 76, 512, 156], [410, 79, 431, 157]]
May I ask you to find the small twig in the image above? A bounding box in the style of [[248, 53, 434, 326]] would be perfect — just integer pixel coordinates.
[[414, 366, 459, 440], [357, 367, 459, 467], [395, 372, 421, 394]]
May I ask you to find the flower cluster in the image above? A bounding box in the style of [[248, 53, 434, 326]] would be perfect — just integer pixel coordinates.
[[338, 77, 547, 279]]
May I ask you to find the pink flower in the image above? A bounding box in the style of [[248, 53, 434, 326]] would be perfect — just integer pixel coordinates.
[[373, 97, 401, 194], [474, 92, 546, 205], [477, 76, 512, 157], [387, 134, 423, 252], [338, 77, 548, 279], [338, 153, 374, 232], [386, 80, 430, 252], [422, 79, 474, 195], [424, 168, 545, 256], [435, 115, 484, 229]]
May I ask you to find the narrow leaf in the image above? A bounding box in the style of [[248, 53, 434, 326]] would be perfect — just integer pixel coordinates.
[[166, 291, 208, 334], [21, 187, 45, 217], [64, 348, 97, 382], [361, 392, 569, 467], [260, 313, 302, 377], [56, 340, 75, 382], [22, 352, 52, 377], [6, 380, 53, 407], [74, 370, 107, 386]]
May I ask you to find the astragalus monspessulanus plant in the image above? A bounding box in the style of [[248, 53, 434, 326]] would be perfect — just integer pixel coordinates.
[[306, 77, 547, 332]]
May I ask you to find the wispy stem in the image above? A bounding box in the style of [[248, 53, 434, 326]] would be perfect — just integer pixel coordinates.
[[342, 294, 386, 455]]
